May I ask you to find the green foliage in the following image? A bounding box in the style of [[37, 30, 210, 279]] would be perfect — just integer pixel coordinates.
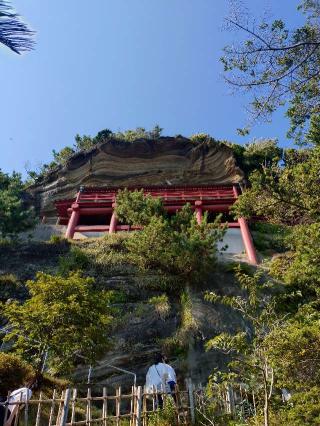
[[95, 128, 113, 142], [117, 190, 225, 286], [251, 223, 290, 254], [205, 266, 284, 425], [306, 114, 320, 146], [190, 133, 216, 145], [116, 189, 164, 226], [232, 146, 320, 225], [58, 246, 90, 275], [265, 306, 320, 390], [74, 134, 96, 151], [52, 146, 75, 166], [221, 1, 320, 141], [148, 397, 177, 426], [79, 234, 133, 276], [2, 272, 113, 374], [269, 223, 320, 303], [114, 125, 163, 142], [149, 294, 170, 320], [0, 273, 27, 301], [0, 353, 34, 394], [49, 234, 68, 245], [276, 387, 320, 426], [0, 169, 36, 237], [225, 139, 282, 176]]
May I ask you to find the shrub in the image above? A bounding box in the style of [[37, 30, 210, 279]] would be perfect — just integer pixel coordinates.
[[190, 133, 216, 145], [2, 272, 113, 374], [149, 294, 170, 320], [148, 397, 177, 426], [58, 246, 90, 275], [0, 353, 34, 394], [49, 235, 68, 245]]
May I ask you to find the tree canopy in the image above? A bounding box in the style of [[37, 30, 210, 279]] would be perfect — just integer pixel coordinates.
[[1, 272, 113, 374], [0, 169, 35, 237], [115, 189, 226, 285], [222, 0, 320, 141]]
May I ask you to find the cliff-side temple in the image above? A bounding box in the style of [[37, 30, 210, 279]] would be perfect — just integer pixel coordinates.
[[29, 137, 258, 264]]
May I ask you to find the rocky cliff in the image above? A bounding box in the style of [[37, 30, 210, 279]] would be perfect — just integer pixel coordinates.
[[28, 137, 244, 217], [0, 238, 244, 390]]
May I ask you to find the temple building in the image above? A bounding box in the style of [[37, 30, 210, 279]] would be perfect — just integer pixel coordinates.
[[29, 137, 258, 264]]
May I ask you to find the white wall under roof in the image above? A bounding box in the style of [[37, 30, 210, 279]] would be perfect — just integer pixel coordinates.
[[217, 228, 245, 254]]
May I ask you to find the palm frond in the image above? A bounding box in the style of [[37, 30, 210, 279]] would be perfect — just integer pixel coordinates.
[[0, 0, 35, 54]]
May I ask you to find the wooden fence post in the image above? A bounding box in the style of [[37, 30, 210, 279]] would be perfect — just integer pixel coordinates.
[[102, 387, 107, 426], [59, 388, 71, 426], [135, 386, 142, 426], [187, 379, 195, 425], [35, 391, 42, 426]]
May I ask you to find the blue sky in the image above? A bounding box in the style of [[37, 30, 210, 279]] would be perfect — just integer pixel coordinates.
[[0, 0, 302, 176]]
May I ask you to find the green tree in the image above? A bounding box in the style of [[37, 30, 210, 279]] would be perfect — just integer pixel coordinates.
[[222, 1, 320, 141], [0, 170, 35, 237], [74, 134, 98, 151], [270, 223, 320, 303], [232, 146, 320, 225], [52, 146, 75, 166], [115, 190, 225, 285], [205, 267, 285, 426], [94, 128, 113, 142], [2, 272, 113, 374], [306, 114, 320, 146], [227, 138, 282, 176], [0, 0, 34, 54], [115, 189, 164, 226], [265, 305, 320, 390]]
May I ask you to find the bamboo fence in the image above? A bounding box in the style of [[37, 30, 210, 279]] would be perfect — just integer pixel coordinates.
[[3, 381, 256, 426]]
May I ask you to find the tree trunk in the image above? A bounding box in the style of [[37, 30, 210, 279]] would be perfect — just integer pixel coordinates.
[[263, 368, 269, 426]]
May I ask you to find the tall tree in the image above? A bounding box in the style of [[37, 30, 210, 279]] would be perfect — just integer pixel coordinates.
[[2, 272, 113, 374], [0, 170, 35, 237], [222, 0, 320, 141], [0, 0, 34, 54]]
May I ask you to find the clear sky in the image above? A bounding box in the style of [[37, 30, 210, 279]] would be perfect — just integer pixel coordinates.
[[0, 0, 302, 177]]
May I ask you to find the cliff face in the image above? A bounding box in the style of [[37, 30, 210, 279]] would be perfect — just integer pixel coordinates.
[[28, 137, 244, 217], [0, 238, 243, 389]]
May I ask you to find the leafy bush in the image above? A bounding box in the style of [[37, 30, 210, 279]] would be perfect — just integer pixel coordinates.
[[190, 133, 215, 144], [0, 353, 34, 394], [149, 294, 170, 320], [49, 235, 68, 245], [148, 397, 177, 426], [251, 222, 290, 253], [58, 246, 90, 275], [116, 191, 225, 286], [80, 234, 133, 276], [2, 272, 113, 374]]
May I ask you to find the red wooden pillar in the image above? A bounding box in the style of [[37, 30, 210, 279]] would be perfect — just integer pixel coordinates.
[[195, 200, 203, 225], [233, 186, 258, 265], [65, 203, 80, 239], [109, 203, 117, 234]]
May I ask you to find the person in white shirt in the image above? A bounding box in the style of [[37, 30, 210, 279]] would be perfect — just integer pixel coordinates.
[[0, 378, 36, 426], [145, 354, 177, 407]]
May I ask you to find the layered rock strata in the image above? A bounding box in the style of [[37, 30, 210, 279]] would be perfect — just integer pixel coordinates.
[[28, 137, 244, 218]]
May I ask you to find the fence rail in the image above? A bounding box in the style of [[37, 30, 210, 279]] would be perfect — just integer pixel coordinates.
[[3, 381, 195, 426], [3, 381, 256, 426]]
